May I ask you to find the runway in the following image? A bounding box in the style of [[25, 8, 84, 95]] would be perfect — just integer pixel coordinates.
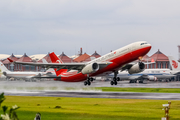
[[1, 80, 180, 100], [4, 91, 180, 100]]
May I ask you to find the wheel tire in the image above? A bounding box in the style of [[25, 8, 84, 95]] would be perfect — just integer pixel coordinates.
[[84, 81, 87, 86], [117, 77, 120, 81], [113, 77, 116, 81], [114, 81, 117, 85], [88, 81, 91, 86], [90, 78, 93, 82], [110, 81, 114, 85]]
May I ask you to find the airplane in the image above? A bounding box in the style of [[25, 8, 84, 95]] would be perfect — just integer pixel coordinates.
[[0, 61, 45, 80], [8, 41, 151, 85], [107, 68, 176, 83]]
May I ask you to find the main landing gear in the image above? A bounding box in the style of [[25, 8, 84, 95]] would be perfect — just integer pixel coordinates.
[[84, 77, 94, 86], [111, 77, 120, 85], [110, 71, 120, 85]]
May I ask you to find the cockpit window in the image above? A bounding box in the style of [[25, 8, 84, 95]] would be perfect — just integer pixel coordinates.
[[141, 42, 147, 45]]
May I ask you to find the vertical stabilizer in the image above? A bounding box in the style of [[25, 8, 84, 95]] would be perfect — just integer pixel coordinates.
[[168, 56, 180, 71], [0, 61, 9, 72], [49, 52, 63, 63], [49, 52, 66, 76]]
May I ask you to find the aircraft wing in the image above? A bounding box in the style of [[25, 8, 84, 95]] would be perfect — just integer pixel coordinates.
[[8, 58, 112, 72], [120, 64, 133, 71]]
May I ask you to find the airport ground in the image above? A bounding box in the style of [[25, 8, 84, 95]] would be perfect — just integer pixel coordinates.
[[0, 79, 180, 120], [1, 79, 180, 99]]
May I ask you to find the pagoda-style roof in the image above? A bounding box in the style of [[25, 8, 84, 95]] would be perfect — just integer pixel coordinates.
[[59, 52, 72, 63], [3, 53, 19, 64], [73, 53, 90, 63], [149, 49, 169, 62], [91, 51, 101, 58], [16, 53, 32, 62], [38, 53, 52, 63], [141, 55, 149, 62], [82, 51, 101, 62]]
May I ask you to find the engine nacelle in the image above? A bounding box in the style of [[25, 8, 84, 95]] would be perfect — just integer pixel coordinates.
[[81, 63, 99, 74], [128, 62, 145, 74], [148, 76, 157, 81], [3, 72, 7, 76]]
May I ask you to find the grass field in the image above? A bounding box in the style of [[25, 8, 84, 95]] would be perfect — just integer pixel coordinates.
[[1, 96, 180, 120], [95, 87, 180, 93]]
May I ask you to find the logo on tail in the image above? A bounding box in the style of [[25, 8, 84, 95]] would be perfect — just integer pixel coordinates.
[[172, 60, 178, 69], [56, 60, 61, 63]]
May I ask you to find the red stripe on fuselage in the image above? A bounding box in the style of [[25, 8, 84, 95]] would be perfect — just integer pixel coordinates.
[[56, 46, 151, 82]]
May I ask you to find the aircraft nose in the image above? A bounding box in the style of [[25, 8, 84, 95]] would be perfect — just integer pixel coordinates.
[[144, 43, 151, 51], [143, 43, 151, 54], [147, 44, 152, 51]]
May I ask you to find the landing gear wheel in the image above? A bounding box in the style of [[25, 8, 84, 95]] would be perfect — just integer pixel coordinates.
[[84, 81, 88, 86], [110, 81, 114, 85], [87, 81, 91, 86], [114, 80, 117, 85], [117, 77, 120, 81]]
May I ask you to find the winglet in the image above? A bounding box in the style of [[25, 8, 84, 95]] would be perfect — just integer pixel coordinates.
[[7, 58, 14, 63]]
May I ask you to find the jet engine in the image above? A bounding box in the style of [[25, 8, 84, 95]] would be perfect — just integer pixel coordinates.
[[148, 76, 157, 81], [81, 63, 99, 74], [3, 72, 7, 76], [128, 62, 145, 74]]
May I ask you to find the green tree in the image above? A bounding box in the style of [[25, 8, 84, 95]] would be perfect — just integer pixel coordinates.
[[0, 93, 19, 120]]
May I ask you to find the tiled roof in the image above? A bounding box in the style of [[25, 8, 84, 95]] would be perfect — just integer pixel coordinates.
[[142, 55, 149, 62], [38, 53, 52, 63], [59, 52, 72, 63], [16, 53, 32, 62], [74, 53, 90, 62], [91, 51, 101, 58], [149, 49, 169, 62], [3, 53, 19, 64]]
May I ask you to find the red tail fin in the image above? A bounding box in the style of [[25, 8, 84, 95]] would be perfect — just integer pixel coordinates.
[[49, 52, 65, 76], [49, 52, 63, 63]]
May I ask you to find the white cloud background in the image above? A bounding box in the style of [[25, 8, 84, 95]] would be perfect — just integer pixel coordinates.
[[0, 0, 180, 59]]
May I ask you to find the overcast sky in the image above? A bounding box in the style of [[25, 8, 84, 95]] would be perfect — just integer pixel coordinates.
[[0, 0, 180, 59]]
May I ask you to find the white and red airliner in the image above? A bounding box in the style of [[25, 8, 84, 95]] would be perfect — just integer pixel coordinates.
[[9, 41, 151, 85]]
